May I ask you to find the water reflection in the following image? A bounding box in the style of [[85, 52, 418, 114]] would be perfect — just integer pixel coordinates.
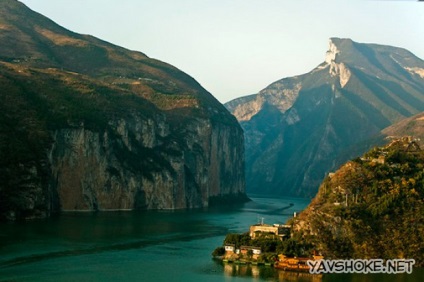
[[277, 270, 323, 282], [221, 262, 323, 282]]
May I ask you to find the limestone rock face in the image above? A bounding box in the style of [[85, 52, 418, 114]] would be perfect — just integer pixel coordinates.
[[226, 38, 424, 197], [0, 0, 246, 220], [49, 115, 244, 211]]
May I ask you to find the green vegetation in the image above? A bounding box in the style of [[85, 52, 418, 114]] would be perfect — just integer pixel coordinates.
[[0, 0, 245, 220], [212, 246, 225, 257], [0, 62, 215, 219], [291, 137, 424, 266], [0, 64, 220, 220], [213, 232, 313, 261], [223, 233, 252, 249], [214, 137, 424, 268]]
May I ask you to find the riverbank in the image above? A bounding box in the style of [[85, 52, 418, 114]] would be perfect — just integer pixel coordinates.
[[214, 257, 274, 267]]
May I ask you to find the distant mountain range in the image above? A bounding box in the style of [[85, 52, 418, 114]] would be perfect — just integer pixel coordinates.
[[226, 37, 424, 197], [0, 0, 246, 220]]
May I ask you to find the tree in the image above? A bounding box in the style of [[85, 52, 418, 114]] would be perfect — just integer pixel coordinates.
[[212, 247, 225, 257], [247, 249, 253, 259]]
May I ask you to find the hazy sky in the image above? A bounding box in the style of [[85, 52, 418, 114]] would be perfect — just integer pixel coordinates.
[[20, 0, 424, 103]]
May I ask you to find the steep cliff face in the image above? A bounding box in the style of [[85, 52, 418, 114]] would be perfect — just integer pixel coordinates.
[[0, 0, 245, 220], [48, 115, 244, 211], [226, 38, 424, 197]]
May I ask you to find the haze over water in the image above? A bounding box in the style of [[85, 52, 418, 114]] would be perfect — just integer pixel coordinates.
[[0, 196, 422, 281]]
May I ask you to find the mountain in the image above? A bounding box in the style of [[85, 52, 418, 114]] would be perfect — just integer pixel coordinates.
[[289, 137, 424, 266], [382, 112, 424, 141], [0, 0, 246, 220], [226, 38, 424, 197]]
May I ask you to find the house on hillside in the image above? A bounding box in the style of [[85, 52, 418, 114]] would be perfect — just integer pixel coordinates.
[[249, 223, 291, 240], [224, 244, 235, 253], [240, 246, 262, 259]]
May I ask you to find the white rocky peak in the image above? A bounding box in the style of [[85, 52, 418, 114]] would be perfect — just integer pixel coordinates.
[[325, 39, 340, 64], [324, 38, 351, 88]]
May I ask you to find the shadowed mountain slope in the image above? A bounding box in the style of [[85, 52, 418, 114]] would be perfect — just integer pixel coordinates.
[[226, 38, 424, 197]]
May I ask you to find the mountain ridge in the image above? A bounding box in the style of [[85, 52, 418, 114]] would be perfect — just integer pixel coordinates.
[[0, 0, 246, 220], [226, 37, 424, 197], [0, 0, 235, 118]]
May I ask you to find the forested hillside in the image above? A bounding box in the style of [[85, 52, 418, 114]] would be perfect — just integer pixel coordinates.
[[291, 137, 424, 266]]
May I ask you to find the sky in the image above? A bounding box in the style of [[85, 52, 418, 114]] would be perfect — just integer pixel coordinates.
[[20, 0, 424, 103]]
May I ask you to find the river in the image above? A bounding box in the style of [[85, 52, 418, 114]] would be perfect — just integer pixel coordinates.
[[0, 196, 422, 281]]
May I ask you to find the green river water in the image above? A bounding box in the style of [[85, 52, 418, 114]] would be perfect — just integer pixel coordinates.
[[0, 196, 422, 281]]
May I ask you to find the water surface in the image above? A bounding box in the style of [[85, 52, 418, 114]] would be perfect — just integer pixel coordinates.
[[0, 196, 422, 281]]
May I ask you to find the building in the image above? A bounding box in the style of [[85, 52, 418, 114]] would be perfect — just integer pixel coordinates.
[[249, 224, 291, 240], [240, 246, 262, 259], [275, 254, 324, 271], [224, 244, 235, 253]]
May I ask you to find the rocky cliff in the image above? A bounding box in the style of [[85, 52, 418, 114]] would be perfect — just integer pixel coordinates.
[[226, 38, 424, 197], [49, 116, 244, 211], [0, 0, 246, 220]]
